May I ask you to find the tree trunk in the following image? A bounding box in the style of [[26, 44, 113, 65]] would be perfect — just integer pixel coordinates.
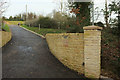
[[105, 0, 109, 28], [118, 9, 120, 33]]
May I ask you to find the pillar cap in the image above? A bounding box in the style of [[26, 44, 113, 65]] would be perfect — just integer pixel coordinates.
[[83, 26, 103, 30]]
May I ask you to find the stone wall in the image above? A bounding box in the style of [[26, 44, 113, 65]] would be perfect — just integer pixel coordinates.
[[46, 33, 84, 74], [0, 31, 12, 47], [0, 31, 1, 47], [84, 26, 102, 78], [45, 26, 102, 78]]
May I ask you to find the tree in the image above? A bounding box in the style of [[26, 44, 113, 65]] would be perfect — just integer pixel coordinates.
[[109, 1, 120, 25], [53, 9, 68, 29], [7, 12, 37, 21], [8, 14, 22, 21], [26, 12, 37, 20], [28, 12, 34, 20], [94, 7, 103, 22], [53, 0, 69, 29], [33, 13, 37, 19], [0, 0, 8, 16], [69, 2, 91, 32], [46, 13, 52, 18], [105, 0, 109, 27], [9, 16, 13, 21], [54, 0, 66, 14], [22, 13, 26, 21], [102, 0, 119, 28], [118, 1, 120, 34], [0, 0, 8, 28]]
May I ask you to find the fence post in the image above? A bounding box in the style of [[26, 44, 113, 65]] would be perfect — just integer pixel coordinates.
[[83, 26, 103, 78], [39, 24, 40, 30]]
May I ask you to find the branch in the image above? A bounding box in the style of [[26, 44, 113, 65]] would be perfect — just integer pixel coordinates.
[[0, 0, 7, 16]]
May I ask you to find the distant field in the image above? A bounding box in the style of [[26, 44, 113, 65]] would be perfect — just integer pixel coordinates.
[[6, 21, 25, 25], [21, 25, 66, 36]]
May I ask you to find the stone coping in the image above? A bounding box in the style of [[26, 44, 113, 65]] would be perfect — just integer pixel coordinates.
[[83, 26, 103, 30]]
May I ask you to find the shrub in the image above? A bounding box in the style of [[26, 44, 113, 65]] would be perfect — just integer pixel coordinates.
[[25, 19, 38, 27], [66, 25, 84, 33], [111, 27, 119, 36], [25, 17, 58, 29], [37, 17, 58, 28], [95, 22, 105, 28], [101, 27, 120, 79]]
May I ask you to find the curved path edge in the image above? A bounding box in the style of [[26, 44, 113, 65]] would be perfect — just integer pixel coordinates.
[[20, 26, 45, 39]]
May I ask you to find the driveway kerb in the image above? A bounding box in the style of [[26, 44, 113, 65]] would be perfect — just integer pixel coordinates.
[[19, 26, 45, 39]]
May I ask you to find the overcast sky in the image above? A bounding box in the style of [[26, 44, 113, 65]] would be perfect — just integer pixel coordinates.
[[3, 0, 57, 17], [3, 0, 117, 23]]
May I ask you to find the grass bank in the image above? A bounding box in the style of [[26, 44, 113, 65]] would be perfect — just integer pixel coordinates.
[[21, 25, 66, 36], [2, 24, 10, 32]]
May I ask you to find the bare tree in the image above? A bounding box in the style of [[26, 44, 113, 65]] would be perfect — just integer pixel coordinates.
[[105, 0, 109, 27], [53, 0, 68, 15], [0, 0, 8, 16], [94, 7, 104, 22]]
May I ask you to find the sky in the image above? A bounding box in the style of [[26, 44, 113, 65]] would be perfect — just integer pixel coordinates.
[[2, 0, 118, 23], [3, 0, 57, 17]]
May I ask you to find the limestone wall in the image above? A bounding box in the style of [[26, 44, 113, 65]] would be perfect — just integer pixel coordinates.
[[46, 26, 102, 79], [0, 31, 1, 47], [0, 31, 12, 47], [46, 33, 84, 74]]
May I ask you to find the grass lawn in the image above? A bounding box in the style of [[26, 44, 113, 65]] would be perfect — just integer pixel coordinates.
[[6, 21, 25, 25], [21, 25, 66, 36], [2, 24, 10, 32]]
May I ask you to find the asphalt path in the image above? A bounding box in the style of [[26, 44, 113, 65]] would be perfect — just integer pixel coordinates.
[[2, 25, 87, 78]]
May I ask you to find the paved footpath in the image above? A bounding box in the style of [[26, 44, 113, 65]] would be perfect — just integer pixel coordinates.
[[2, 25, 86, 78]]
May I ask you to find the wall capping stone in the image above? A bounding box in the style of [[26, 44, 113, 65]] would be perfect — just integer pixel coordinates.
[[83, 26, 103, 30]]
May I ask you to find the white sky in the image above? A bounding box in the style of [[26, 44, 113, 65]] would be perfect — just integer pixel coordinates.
[[2, 0, 119, 23], [3, 0, 57, 17]]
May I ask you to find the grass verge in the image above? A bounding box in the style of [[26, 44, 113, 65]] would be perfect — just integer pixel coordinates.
[[2, 24, 10, 32], [21, 25, 66, 36]]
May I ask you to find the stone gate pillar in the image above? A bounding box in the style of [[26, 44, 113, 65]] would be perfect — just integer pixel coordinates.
[[83, 26, 103, 78]]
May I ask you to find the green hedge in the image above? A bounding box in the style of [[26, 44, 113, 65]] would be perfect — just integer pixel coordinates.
[[25, 17, 58, 29]]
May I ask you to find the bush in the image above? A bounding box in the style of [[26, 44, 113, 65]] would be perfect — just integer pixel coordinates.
[[37, 17, 58, 28], [25, 19, 38, 27], [101, 27, 120, 79], [66, 25, 84, 33], [25, 17, 58, 29], [65, 17, 84, 33], [95, 22, 105, 28], [111, 27, 119, 36]]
